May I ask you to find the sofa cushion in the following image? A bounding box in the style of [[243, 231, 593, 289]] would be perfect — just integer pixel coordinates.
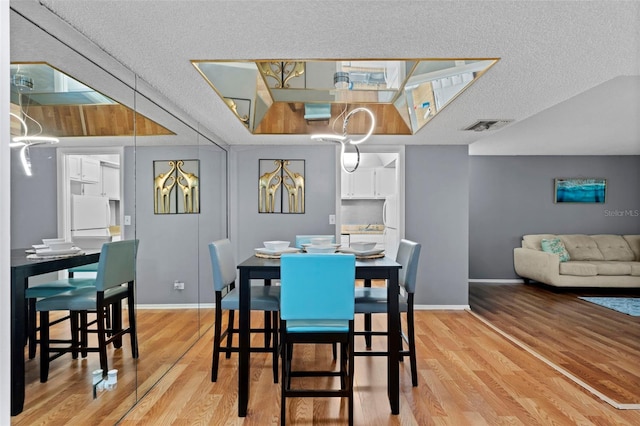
[[541, 238, 570, 262], [559, 261, 597, 276], [623, 235, 640, 261], [591, 235, 635, 261], [560, 234, 604, 261], [631, 263, 640, 276], [522, 234, 557, 250], [594, 261, 632, 276]]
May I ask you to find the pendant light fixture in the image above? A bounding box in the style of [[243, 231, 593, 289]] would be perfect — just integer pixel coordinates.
[[310, 107, 375, 173]]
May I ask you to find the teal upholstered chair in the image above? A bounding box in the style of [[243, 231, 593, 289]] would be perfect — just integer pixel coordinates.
[[209, 239, 280, 383], [68, 262, 99, 277], [280, 253, 356, 426], [36, 240, 139, 382], [354, 239, 422, 386], [303, 103, 332, 123]]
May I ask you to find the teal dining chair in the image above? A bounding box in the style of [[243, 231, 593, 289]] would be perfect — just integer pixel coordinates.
[[354, 239, 422, 386], [209, 239, 280, 383], [279, 253, 356, 426], [36, 239, 139, 382]]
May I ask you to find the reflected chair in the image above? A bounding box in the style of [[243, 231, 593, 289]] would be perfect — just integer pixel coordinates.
[[354, 239, 421, 386], [280, 253, 356, 426], [36, 240, 139, 382], [209, 239, 280, 383], [68, 262, 99, 277]]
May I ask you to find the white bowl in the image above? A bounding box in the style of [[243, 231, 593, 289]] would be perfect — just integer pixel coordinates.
[[350, 241, 376, 251], [45, 241, 75, 251], [306, 245, 337, 253], [263, 240, 290, 252], [310, 237, 332, 245], [42, 238, 66, 245]]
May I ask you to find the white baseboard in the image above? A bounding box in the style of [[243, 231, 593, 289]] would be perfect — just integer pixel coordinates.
[[468, 278, 524, 284]]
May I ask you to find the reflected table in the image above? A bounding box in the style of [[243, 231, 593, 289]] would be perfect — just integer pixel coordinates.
[[236, 255, 402, 417], [10, 248, 101, 416]]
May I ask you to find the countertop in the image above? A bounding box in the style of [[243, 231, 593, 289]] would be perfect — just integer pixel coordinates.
[[341, 224, 384, 235]]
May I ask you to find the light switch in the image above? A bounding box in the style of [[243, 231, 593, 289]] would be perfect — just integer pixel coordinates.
[[329, 214, 336, 225], [124, 215, 131, 225]]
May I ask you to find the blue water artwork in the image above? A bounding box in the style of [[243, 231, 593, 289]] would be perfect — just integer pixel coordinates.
[[554, 178, 606, 203]]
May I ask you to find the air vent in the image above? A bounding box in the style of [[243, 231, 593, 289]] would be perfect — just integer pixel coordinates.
[[463, 120, 513, 132]]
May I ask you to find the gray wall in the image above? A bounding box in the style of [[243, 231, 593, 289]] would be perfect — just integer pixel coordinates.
[[232, 145, 337, 261], [10, 147, 58, 249], [405, 145, 470, 306], [130, 145, 226, 305], [469, 155, 640, 279]]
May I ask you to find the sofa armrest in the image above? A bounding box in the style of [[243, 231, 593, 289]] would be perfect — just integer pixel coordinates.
[[514, 247, 560, 284]]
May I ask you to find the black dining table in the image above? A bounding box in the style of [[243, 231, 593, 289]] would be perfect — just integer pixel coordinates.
[[236, 254, 402, 417], [10, 248, 101, 416]]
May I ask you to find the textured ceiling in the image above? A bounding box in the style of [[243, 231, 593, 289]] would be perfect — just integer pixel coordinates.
[[10, 0, 640, 155]]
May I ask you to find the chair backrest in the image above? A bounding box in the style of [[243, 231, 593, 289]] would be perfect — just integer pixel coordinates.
[[396, 239, 421, 294], [209, 239, 237, 292], [294, 234, 336, 248], [94, 240, 139, 292], [280, 253, 355, 321]]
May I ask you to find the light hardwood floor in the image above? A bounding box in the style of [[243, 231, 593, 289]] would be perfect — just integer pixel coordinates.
[[14, 284, 640, 425]]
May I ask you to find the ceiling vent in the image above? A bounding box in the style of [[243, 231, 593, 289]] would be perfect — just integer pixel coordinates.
[[463, 120, 513, 132]]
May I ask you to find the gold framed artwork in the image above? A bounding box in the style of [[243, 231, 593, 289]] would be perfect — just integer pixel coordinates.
[[258, 159, 305, 214], [153, 159, 200, 214]]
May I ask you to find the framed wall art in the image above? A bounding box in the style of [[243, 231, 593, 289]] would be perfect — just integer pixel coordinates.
[[258, 159, 305, 214], [554, 177, 606, 203], [153, 159, 200, 214]]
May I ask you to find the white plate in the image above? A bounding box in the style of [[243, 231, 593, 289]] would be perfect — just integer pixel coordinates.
[[338, 247, 385, 256], [254, 247, 300, 255], [305, 246, 337, 253], [35, 247, 83, 256], [301, 243, 340, 248]]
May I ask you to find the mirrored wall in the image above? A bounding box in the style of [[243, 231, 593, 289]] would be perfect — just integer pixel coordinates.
[[10, 8, 227, 423]]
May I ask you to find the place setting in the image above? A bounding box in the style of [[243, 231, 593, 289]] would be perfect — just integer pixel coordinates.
[[254, 241, 300, 259], [338, 241, 385, 259], [26, 238, 84, 260]]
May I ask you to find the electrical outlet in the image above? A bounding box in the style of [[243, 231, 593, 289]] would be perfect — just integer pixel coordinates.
[[124, 215, 131, 225], [329, 214, 336, 225], [173, 281, 185, 290]]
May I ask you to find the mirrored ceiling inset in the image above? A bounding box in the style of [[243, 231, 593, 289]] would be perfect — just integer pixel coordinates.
[[10, 63, 174, 138], [192, 59, 498, 136]]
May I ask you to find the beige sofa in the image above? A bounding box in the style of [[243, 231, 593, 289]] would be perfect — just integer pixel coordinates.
[[513, 234, 640, 288]]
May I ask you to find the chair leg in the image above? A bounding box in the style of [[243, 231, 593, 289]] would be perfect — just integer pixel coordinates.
[[272, 311, 279, 384], [112, 302, 123, 348], [39, 311, 50, 383], [127, 287, 139, 359], [96, 302, 109, 374], [407, 308, 418, 386], [348, 326, 354, 426], [332, 342, 337, 361], [211, 304, 223, 382], [79, 311, 88, 358], [364, 312, 372, 348], [225, 310, 235, 359], [280, 334, 287, 426], [71, 312, 80, 359], [28, 298, 37, 359], [264, 311, 271, 348]]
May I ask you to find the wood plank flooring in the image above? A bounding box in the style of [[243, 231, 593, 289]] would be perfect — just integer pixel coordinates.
[[13, 284, 640, 425]]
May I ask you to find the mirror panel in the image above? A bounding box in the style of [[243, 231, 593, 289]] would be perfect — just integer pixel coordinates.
[[192, 58, 498, 135]]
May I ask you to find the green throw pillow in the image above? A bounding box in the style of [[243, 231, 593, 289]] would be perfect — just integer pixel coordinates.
[[541, 238, 570, 262]]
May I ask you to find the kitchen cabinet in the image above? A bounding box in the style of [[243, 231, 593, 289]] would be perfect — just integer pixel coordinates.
[[375, 167, 396, 198], [68, 155, 100, 183], [83, 163, 120, 199], [341, 169, 375, 198], [341, 167, 396, 199]]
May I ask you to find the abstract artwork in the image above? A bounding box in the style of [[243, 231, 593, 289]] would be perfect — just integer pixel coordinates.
[[258, 159, 305, 214], [554, 178, 606, 203], [154, 159, 200, 214]]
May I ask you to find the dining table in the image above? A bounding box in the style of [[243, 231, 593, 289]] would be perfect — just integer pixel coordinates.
[[236, 253, 402, 417], [10, 248, 101, 416]]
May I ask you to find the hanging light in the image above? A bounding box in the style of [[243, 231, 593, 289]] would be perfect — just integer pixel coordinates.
[[9, 73, 60, 176], [310, 107, 375, 173], [333, 72, 350, 89]]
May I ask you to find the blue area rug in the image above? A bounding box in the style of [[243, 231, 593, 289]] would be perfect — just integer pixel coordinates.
[[579, 297, 640, 316]]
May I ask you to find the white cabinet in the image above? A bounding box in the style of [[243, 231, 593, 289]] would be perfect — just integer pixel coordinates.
[[83, 163, 120, 199], [341, 167, 396, 199], [375, 167, 396, 198], [341, 169, 375, 198], [69, 156, 100, 183]]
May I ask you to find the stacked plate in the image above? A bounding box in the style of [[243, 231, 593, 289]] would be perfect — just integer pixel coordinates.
[[31, 238, 82, 257], [255, 240, 300, 257], [302, 243, 340, 253], [338, 246, 385, 257]]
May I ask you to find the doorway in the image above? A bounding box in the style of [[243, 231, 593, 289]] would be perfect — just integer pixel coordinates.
[[336, 146, 405, 259]]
